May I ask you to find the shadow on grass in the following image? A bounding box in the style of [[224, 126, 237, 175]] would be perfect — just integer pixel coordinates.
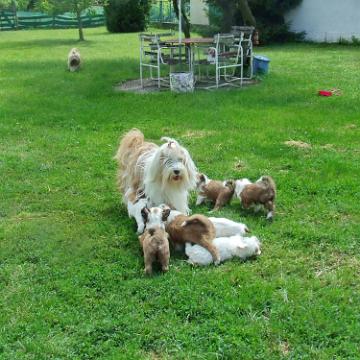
[[0, 38, 95, 50], [1, 57, 139, 75]]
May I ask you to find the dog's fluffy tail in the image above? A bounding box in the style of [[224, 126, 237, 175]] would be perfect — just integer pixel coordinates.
[[114, 128, 145, 196], [114, 128, 144, 165]]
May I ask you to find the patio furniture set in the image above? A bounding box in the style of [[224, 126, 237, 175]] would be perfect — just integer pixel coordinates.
[[139, 26, 256, 91]]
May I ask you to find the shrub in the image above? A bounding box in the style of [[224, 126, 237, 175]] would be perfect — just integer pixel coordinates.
[[205, 0, 305, 44], [104, 0, 151, 33]]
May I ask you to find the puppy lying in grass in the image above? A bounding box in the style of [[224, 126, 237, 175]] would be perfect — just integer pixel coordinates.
[[163, 206, 220, 265], [196, 173, 235, 211], [185, 235, 261, 266], [138, 206, 170, 275], [235, 176, 276, 221]]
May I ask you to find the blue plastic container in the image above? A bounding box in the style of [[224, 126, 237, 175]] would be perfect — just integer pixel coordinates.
[[253, 55, 270, 74]]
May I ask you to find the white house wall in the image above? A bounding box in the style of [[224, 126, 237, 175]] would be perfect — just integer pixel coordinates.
[[190, 0, 209, 25], [286, 0, 360, 42]]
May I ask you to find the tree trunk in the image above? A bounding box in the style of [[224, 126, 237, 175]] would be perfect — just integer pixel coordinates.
[[12, 1, 18, 30], [76, 5, 84, 41], [217, 0, 234, 32], [172, 0, 190, 38], [238, 0, 256, 26]]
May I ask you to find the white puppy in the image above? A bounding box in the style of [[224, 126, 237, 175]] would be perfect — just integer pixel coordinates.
[[127, 198, 148, 234], [185, 235, 261, 266], [208, 217, 249, 237]]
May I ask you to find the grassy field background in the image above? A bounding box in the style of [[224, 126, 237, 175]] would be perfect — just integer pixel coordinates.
[[1, 27, 360, 359]]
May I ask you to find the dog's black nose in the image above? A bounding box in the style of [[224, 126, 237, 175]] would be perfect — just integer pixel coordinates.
[[174, 170, 180, 175]]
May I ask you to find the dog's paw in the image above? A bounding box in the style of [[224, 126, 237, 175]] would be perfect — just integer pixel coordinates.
[[214, 259, 221, 266]]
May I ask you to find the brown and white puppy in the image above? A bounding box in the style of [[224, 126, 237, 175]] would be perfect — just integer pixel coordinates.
[[138, 206, 171, 275], [235, 176, 276, 220], [68, 48, 81, 72], [196, 173, 235, 211], [163, 207, 220, 265]]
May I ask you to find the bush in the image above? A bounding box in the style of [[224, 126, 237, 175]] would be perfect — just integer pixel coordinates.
[[104, 0, 151, 33], [241, 0, 305, 43], [205, 0, 305, 44]]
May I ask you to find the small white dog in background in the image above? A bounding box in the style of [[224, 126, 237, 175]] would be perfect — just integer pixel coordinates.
[[68, 48, 81, 72], [185, 235, 261, 266], [208, 217, 250, 237]]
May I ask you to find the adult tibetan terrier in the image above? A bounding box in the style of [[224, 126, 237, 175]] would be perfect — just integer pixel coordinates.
[[114, 129, 197, 214], [67, 48, 81, 72]]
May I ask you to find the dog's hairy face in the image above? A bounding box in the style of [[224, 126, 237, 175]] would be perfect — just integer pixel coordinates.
[[195, 172, 207, 189], [158, 140, 193, 187], [142, 206, 170, 229]]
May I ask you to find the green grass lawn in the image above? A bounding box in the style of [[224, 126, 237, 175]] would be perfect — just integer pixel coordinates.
[[1, 27, 360, 359]]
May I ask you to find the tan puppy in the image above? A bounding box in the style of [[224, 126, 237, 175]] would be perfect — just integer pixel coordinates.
[[235, 176, 276, 220], [164, 208, 220, 265], [196, 173, 235, 211], [138, 207, 170, 275]]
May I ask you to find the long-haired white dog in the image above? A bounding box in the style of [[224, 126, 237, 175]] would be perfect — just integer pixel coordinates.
[[114, 129, 197, 214]]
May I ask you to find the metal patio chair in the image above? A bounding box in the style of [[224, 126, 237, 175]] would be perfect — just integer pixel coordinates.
[[231, 26, 255, 79], [195, 33, 244, 89], [139, 32, 185, 89]]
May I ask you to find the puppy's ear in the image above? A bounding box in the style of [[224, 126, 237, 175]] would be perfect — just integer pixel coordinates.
[[141, 207, 150, 223], [162, 208, 171, 222]]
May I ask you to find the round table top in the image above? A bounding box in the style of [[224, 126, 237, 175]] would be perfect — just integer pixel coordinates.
[[164, 37, 214, 44]]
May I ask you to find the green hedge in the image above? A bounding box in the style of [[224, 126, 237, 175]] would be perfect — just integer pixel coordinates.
[[104, 0, 151, 33]]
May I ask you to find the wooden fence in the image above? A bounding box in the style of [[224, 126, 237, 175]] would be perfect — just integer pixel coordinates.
[[0, 9, 104, 31]]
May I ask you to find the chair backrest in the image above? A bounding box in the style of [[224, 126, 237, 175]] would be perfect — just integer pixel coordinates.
[[139, 32, 174, 43], [214, 33, 236, 48], [139, 33, 160, 45], [231, 26, 255, 42]]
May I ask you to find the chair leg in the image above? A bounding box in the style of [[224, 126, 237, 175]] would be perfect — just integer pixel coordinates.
[[240, 64, 243, 87], [157, 65, 161, 89], [140, 63, 143, 88]]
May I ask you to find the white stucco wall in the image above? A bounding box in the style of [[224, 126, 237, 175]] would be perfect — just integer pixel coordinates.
[[286, 0, 360, 42], [190, 0, 209, 26]]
